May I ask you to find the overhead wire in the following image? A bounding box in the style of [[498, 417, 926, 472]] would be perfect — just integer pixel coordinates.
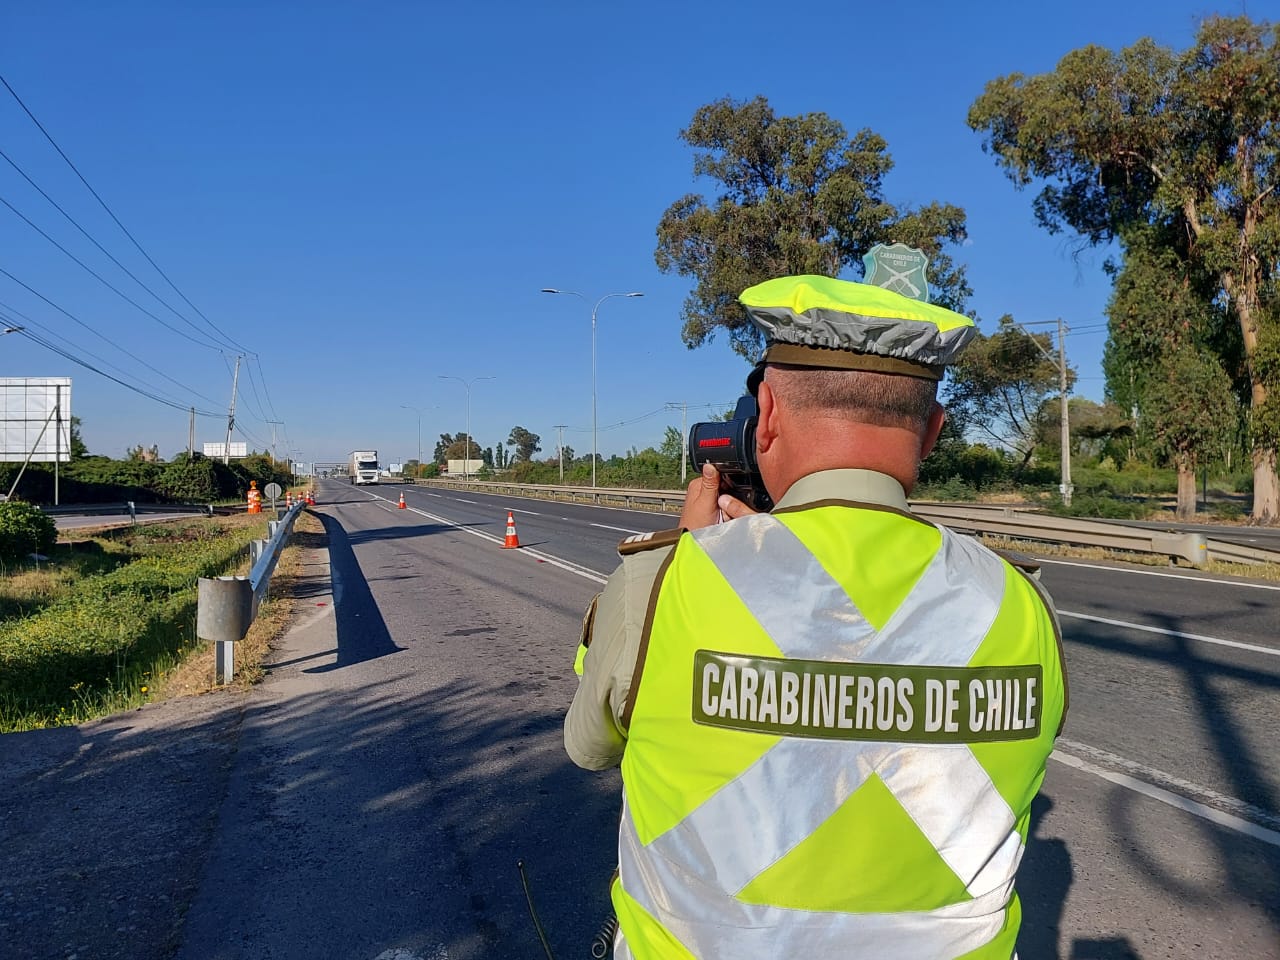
[[0, 192, 229, 351], [0, 147, 235, 351], [0, 300, 204, 411], [0, 72, 252, 356], [7, 325, 221, 415], [0, 266, 225, 408]]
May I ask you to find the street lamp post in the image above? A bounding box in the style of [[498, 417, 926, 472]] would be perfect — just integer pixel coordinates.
[[437, 376, 493, 480], [541, 288, 644, 486], [399, 404, 426, 475]]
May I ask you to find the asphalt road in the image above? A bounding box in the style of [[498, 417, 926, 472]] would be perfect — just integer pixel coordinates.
[[2, 478, 1276, 959]]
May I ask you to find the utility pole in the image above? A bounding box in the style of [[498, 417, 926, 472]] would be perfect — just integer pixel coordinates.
[[665, 401, 688, 484], [54, 384, 61, 506], [265, 419, 284, 466], [188, 407, 195, 458], [554, 424, 567, 483], [1057, 317, 1073, 507], [224, 355, 241, 465]]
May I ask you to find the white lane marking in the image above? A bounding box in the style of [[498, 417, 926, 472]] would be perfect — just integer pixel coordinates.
[[515, 509, 542, 516], [1059, 609, 1279, 658], [591, 522, 645, 534], [1039, 558, 1280, 592], [426, 493, 443, 497], [1052, 746, 1280, 848], [456, 498, 477, 504], [364, 490, 608, 584], [1057, 738, 1280, 833]]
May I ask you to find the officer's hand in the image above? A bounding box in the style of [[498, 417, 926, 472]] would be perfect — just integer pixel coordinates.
[[679, 464, 758, 529], [716, 492, 756, 520], [679, 463, 725, 530]]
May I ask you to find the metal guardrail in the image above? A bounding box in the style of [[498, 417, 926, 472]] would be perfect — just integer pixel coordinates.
[[407, 478, 1280, 569], [40, 501, 216, 519], [196, 501, 305, 683]]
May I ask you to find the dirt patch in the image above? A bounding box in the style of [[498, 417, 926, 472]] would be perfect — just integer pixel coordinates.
[[152, 511, 329, 699]]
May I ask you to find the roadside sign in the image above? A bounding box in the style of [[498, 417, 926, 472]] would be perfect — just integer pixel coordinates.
[[264, 482, 282, 500], [863, 243, 931, 302]]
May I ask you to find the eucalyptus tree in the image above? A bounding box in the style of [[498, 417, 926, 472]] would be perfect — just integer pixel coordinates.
[[656, 95, 970, 360], [969, 15, 1280, 520]]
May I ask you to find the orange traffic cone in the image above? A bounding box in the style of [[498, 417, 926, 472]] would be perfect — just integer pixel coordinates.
[[398, 492, 407, 509], [502, 510, 520, 549], [285, 491, 293, 508], [306, 490, 316, 506]]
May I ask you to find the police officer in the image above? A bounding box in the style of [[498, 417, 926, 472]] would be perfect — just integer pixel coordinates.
[[565, 274, 1067, 959]]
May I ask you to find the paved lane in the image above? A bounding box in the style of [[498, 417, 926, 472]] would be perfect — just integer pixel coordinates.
[[316, 479, 1280, 957]]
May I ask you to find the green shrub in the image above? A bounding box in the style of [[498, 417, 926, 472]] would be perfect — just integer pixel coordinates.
[[1211, 501, 1245, 522], [1045, 494, 1151, 520], [0, 517, 265, 727], [0, 501, 57, 564]]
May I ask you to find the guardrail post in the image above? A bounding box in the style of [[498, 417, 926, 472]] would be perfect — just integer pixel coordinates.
[[197, 576, 253, 684], [249, 539, 267, 565], [1153, 532, 1208, 567], [127, 501, 137, 523]]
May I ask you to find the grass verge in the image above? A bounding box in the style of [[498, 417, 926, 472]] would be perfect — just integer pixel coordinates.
[[0, 512, 322, 732]]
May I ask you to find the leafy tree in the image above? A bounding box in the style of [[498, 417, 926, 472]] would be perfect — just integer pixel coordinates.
[[69, 415, 87, 459], [1145, 348, 1239, 519], [968, 15, 1280, 520], [944, 317, 1071, 468], [126, 443, 161, 463], [659, 426, 683, 463], [655, 95, 970, 359], [507, 426, 541, 462], [442, 436, 481, 461], [433, 433, 455, 463], [482, 447, 494, 468], [494, 442, 508, 469]]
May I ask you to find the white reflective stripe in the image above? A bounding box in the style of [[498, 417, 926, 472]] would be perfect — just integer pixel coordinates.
[[875, 743, 1018, 898], [621, 803, 1007, 960], [862, 528, 1006, 666], [612, 928, 633, 960], [651, 738, 882, 894], [690, 514, 877, 660]]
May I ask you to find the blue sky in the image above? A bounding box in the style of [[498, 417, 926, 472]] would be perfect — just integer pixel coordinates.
[[0, 1, 1244, 469]]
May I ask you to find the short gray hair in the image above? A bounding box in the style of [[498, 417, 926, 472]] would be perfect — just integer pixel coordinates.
[[764, 364, 938, 430]]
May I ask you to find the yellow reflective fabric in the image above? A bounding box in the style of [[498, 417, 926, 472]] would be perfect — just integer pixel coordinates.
[[573, 641, 587, 677], [967, 565, 1066, 817], [737, 771, 972, 913], [612, 876, 698, 960], [622, 536, 782, 845], [777, 505, 941, 630], [739, 274, 975, 332]]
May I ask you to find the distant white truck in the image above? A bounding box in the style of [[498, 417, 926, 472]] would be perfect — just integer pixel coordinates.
[[348, 450, 380, 485]]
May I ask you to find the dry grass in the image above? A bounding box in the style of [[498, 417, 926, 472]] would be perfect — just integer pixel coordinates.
[[152, 510, 328, 699]]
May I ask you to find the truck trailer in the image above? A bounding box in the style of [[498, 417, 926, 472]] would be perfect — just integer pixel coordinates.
[[348, 450, 380, 484]]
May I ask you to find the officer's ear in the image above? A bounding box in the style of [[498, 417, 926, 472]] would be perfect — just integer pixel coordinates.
[[920, 403, 945, 459], [756, 377, 780, 455]]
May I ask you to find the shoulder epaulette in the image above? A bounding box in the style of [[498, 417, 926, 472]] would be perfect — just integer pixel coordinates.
[[618, 527, 685, 556], [993, 547, 1041, 575]]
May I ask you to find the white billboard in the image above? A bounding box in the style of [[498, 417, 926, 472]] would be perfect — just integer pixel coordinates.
[[203, 441, 248, 459], [0, 378, 72, 463]]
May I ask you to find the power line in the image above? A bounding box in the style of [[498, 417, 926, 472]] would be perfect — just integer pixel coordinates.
[[0, 268, 224, 407], [0, 192, 228, 351], [8, 325, 221, 416], [0, 72, 251, 355], [0, 147, 236, 351], [0, 300, 204, 410]]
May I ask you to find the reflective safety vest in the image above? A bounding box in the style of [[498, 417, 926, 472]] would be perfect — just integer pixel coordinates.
[[612, 502, 1067, 960]]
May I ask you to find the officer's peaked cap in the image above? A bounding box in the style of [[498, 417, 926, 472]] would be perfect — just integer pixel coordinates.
[[739, 275, 976, 383]]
